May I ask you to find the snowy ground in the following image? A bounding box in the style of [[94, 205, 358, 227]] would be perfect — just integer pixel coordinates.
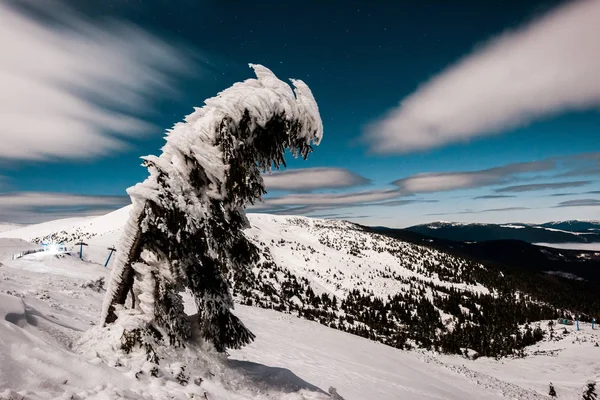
[[0, 244, 503, 400], [0, 224, 22, 234], [535, 242, 600, 251], [437, 321, 600, 399], [1, 212, 600, 399]]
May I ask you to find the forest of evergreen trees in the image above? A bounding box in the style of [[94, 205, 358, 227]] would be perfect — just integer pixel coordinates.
[[232, 225, 600, 358]]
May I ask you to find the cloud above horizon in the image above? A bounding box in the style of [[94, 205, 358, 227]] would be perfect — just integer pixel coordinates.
[[473, 195, 516, 200], [263, 168, 370, 191], [250, 152, 599, 220], [365, 0, 600, 154], [0, 192, 131, 223], [393, 160, 554, 193], [496, 181, 591, 193], [248, 189, 432, 216], [0, 1, 199, 162], [555, 199, 600, 208], [428, 206, 530, 216], [257, 189, 403, 207]]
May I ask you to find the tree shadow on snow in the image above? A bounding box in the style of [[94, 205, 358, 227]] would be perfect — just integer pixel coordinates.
[[226, 359, 328, 395]]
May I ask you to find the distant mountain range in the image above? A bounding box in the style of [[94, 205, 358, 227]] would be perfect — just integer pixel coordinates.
[[404, 221, 600, 244]]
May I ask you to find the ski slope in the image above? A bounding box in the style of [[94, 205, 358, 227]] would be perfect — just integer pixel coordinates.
[[1, 210, 600, 399], [0, 244, 500, 400], [0, 223, 22, 234]]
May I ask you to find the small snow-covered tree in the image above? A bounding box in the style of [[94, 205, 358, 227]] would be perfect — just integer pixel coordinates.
[[584, 381, 598, 400], [100, 64, 322, 356], [549, 382, 556, 397]]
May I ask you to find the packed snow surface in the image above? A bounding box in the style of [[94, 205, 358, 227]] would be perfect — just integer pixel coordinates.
[[1, 211, 600, 399], [0, 223, 23, 233]]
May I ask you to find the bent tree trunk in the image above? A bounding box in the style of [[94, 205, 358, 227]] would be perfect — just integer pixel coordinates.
[[102, 204, 146, 324]]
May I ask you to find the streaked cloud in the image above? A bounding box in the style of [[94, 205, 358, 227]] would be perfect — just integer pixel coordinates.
[[549, 192, 578, 197], [473, 195, 516, 200], [365, 1, 600, 154], [429, 207, 530, 216], [249, 189, 432, 216], [0, 1, 198, 161], [308, 213, 372, 220], [261, 189, 402, 206], [263, 168, 370, 191], [392, 160, 554, 193], [0, 192, 130, 223], [495, 181, 591, 193], [376, 199, 437, 207], [556, 152, 600, 177], [555, 199, 600, 208]]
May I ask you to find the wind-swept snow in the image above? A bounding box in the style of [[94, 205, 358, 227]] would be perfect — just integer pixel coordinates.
[[0, 223, 23, 233], [229, 306, 506, 400]]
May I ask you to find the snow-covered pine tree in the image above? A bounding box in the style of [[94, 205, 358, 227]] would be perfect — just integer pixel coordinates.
[[583, 381, 598, 400], [100, 64, 322, 357], [549, 382, 556, 397]]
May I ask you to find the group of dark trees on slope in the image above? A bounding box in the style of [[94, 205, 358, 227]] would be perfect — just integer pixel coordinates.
[[549, 381, 598, 399], [233, 225, 599, 359], [100, 64, 599, 368]]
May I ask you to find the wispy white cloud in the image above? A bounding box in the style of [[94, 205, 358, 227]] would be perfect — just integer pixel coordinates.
[[496, 181, 591, 193], [365, 0, 600, 154], [263, 168, 369, 191], [428, 207, 530, 216], [393, 160, 553, 193], [556, 152, 600, 178], [0, 192, 130, 223], [555, 199, 600, 208], [473, 195, 516, 200], [248, 189, 436, 217], [259, 189, 402, 207], [0, 192, 128, 208], [0, 1, 199, 161]]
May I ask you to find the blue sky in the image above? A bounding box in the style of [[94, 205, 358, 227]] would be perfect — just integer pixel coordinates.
[[0, 0, 598, 225]]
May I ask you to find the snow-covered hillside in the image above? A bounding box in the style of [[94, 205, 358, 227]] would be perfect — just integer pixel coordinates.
[[1, 227, 599, 399], [0, 252, 498, 400], [0, 223, 23, 234], [2, 208, 490, 302], [0, 208, 581, 358]]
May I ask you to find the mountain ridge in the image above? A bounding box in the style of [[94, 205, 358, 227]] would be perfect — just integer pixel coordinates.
[[405, 220, 600, 244]]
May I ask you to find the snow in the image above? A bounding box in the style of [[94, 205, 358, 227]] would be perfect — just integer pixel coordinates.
[[0, 238, 38, 262], [437, 322, 600, 399], [544, 270, 585, 281], [245, 213, 491, 299], [229, 306, 505, 400], [0, 223, 23, 233], [0, 238, 483, 399], [2, 211, 600, 399], [3, 207, 492, 313], [0, 216, 96, 241], [535, 242, 600, 251], [532, 226, 596, 235]]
